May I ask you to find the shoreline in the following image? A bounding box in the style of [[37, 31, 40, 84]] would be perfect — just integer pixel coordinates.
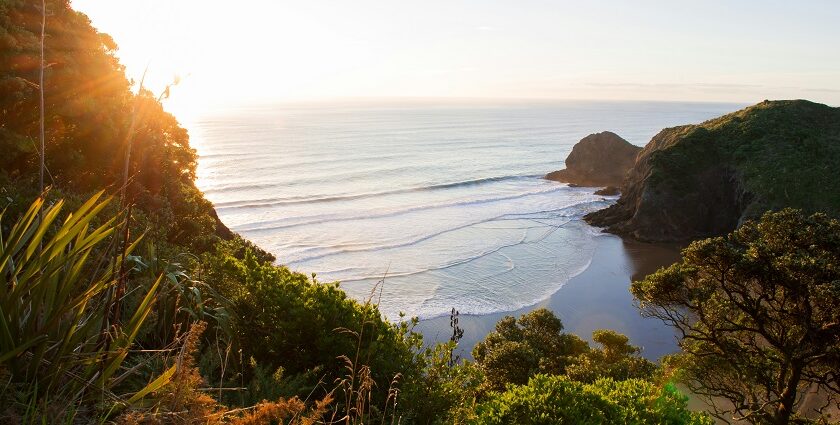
[[414, 230, 683, 361]]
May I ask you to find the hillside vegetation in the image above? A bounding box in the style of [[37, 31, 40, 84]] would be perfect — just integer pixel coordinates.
[[1, 0, 227, 251], [587, 100, 840, 241]]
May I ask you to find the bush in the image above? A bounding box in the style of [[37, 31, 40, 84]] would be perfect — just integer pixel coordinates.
[[472, 309, 588, 391], [199, 244, 421, 410], [565, 329, 657, 383], [472, 375, 713, 425]]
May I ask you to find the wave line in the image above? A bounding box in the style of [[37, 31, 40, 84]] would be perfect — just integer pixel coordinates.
[[214, 174, 544, 209]]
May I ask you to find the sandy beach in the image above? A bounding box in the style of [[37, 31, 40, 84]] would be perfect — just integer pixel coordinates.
[[414, 231, 684, 361]]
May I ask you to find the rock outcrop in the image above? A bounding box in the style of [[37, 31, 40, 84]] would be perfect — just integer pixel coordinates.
[[585, 100, 840, 242], [594, 186, 620, 196], [210, 207, 235, 240], [545, 131, 641, 187]]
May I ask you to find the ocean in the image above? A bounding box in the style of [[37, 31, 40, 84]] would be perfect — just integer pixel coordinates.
[[190, 100, 740, 321]]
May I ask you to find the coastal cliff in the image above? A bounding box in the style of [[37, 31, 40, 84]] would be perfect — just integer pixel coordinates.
[[546, 131, 641, 188], [586, 100, 840, 242]]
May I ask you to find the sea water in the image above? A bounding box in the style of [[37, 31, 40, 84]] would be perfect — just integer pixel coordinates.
[[190, 100, 739, 320]]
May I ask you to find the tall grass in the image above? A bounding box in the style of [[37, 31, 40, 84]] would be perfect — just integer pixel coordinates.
[[330, 277, 405, 425]]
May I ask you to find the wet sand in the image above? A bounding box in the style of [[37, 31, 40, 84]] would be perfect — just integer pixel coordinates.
[[414, 232, 683, 361]]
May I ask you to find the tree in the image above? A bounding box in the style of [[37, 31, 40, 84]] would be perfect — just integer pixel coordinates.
[[632, 209, 840, 424], [1, 1, 222, 251], [472, 308, 588, 391], [565, 329, 657, 384]]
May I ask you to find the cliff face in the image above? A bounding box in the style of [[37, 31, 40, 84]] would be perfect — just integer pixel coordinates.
[[546, 131, 642, 187], [586, 100, 840, 242]]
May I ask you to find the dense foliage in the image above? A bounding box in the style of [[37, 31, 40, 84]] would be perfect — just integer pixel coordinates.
[[417, 308, 709, 424], [0, 0, 222, 251], [472, 309, 657, 392], [633, 209, 840, 424], [645, 100, 840, 218], [473, 375, 713, 425], [473, 308, 589, 390], [199, 245, 422, 407], [565, 330, 657, 384]]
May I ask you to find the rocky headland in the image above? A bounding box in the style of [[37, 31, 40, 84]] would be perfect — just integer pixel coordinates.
[[585, 100, 840, 242], [545, 131, 641, 188]]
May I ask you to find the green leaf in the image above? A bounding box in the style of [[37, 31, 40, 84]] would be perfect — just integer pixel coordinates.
[[127, 364, 177, 404]]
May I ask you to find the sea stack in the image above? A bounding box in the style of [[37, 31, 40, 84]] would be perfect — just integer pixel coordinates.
[[545, 131, 641, 188]]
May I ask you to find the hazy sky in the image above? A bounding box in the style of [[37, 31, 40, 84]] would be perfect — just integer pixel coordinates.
[[72, 0, 840, 115]]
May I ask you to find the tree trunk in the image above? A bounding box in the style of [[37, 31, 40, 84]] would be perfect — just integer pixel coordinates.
[[773, 362, 803, 425]]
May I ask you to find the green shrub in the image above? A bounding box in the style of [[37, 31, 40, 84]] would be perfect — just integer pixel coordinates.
[[565, 329, 657, 383], [200, 244, 421, 409], [472, 308, 588, 391], [472, 375, 713, 425]]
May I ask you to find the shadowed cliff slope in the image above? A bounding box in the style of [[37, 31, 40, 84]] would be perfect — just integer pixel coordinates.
[[585, 100, 840, 242]]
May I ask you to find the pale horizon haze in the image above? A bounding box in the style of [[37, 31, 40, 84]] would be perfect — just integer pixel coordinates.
[[71, 0, 840, 118]]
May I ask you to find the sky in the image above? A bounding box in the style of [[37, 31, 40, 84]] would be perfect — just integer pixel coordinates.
[[71, 0, 840, 116]]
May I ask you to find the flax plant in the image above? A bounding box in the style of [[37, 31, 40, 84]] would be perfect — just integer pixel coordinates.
[[0, 192, 164, 405]]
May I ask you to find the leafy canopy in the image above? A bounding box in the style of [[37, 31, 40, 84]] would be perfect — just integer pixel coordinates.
[[200, 246, 421, 406], [633, 208, 840, 424], [565, 329, 657, 384], [1, 0, 223, 250], [473, 374, 713, 425], [472, 308, 589, 391], [472, 308, 657, 392]]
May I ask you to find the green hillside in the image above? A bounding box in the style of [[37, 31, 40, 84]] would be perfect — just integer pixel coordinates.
[[587, 100, 840, 241]]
